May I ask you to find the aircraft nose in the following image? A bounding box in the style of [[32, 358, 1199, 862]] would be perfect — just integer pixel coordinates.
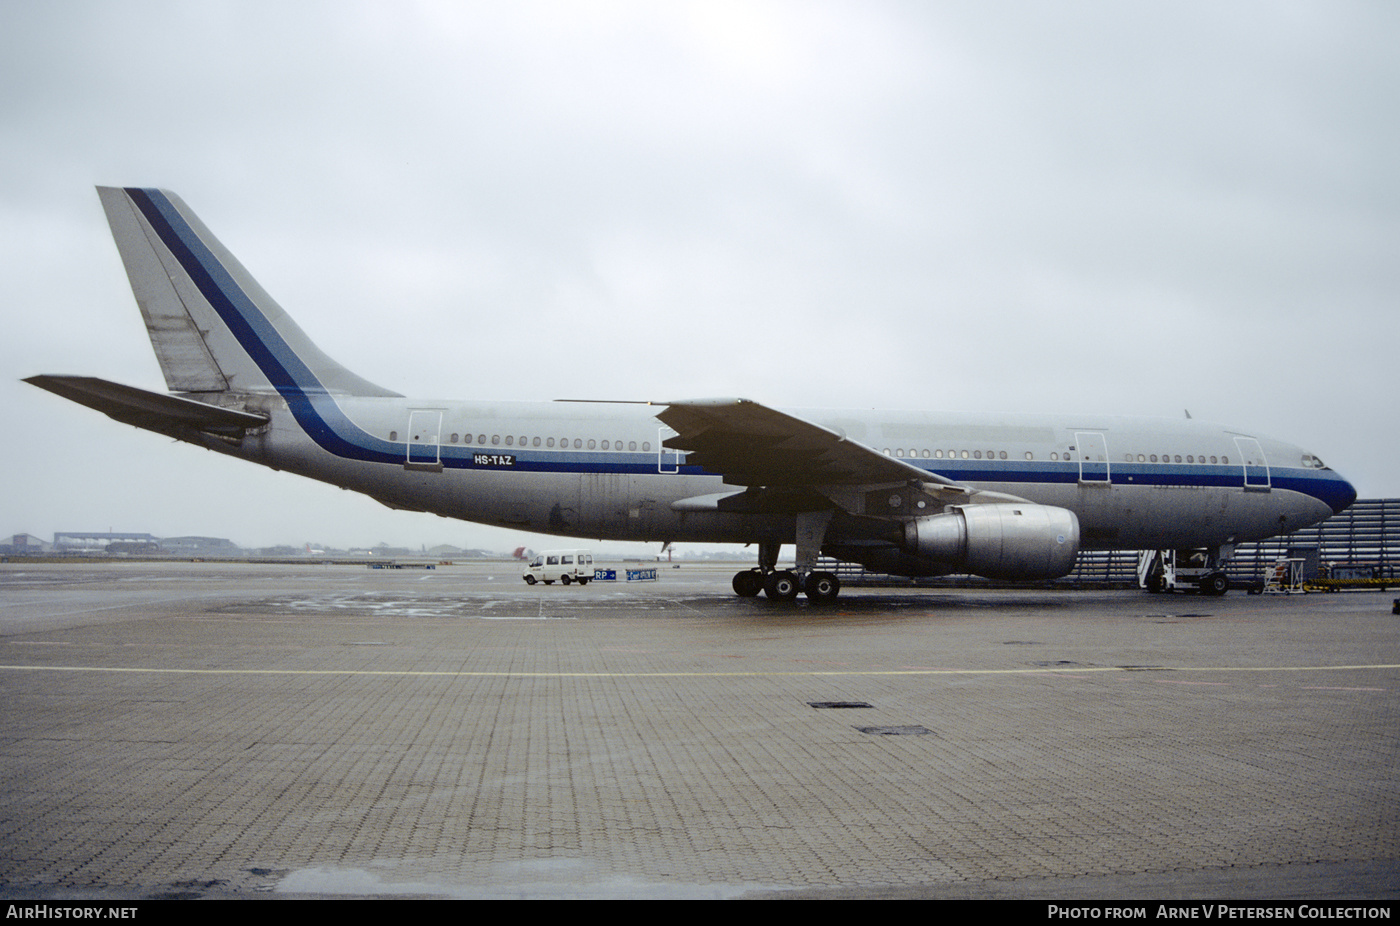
[[1330, 473, 1358, 515]]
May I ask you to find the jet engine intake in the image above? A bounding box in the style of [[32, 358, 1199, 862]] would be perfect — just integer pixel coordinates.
[[903, 504, 1080, 581]]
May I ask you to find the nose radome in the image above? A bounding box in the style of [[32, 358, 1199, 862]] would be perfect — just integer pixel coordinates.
[[1331, 474, 1358, 515]]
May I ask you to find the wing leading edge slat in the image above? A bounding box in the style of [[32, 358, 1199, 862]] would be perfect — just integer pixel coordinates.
[[656, 398, 964, 490]]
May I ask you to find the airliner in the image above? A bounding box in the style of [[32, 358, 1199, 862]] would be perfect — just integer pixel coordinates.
[[25, 188, 1357, 601]]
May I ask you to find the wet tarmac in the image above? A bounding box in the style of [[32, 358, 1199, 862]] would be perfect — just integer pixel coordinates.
[[1, 560, 1397, 899]]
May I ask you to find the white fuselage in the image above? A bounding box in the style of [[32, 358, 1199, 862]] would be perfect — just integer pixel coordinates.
[[214, 392, 1351, 554]]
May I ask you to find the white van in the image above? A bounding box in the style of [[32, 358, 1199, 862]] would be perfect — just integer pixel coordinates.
[[523, 550, 594, 585]]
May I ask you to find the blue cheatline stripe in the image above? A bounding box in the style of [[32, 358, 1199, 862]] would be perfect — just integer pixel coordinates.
[[127, 190, 322, 394], [119, 188, 1356, 511], [126, 188, 397, 464], [125, 188, 682, 475]]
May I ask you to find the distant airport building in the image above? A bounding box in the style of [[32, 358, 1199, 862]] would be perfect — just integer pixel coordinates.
[[35, 532, 239, 557], [53, 532, 160, 553], [158, 536, 241, 556], [1, 534, 53, 555]]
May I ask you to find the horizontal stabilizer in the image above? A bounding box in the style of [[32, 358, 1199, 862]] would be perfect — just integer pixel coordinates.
[[24, 375, 268, 438]]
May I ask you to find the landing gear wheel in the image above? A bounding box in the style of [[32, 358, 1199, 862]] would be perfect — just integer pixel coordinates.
[[803, 571, 841, 602], [764, 570, 800, 601], [1200, 572, 1230, 596], [732, 570, 764, 597]]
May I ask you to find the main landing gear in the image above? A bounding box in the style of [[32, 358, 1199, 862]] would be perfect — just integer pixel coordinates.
[[731, 567, 841, 602], [731, 516, 842, 602]]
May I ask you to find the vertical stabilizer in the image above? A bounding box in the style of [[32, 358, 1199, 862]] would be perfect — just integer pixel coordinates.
[[97, 187, 399, 397]]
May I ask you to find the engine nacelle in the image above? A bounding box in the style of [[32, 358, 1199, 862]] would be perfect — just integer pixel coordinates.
[[902, 504, 1080, 581]]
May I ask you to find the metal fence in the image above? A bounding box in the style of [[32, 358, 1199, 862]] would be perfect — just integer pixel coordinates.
[[1224, 496, 1397, 583], [1065, 497, 1397, 586], [833, 498, 1399, 587]]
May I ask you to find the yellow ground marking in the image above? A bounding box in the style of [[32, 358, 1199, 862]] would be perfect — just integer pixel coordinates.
[[2, 663, 1397, 679]]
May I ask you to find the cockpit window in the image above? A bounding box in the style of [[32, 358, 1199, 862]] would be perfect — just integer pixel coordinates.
[[1301, 453, 1327, 469]]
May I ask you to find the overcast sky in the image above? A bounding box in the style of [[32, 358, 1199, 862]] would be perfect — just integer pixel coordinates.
[[3, 0, 1395, 554]]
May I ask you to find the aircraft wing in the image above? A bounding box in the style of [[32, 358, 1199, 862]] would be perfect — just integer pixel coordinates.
[[25, 375, 268, 438], [656, 397, 967, 491]]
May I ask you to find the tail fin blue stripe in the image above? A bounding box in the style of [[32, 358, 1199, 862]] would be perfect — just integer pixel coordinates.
[[124, 188, 399, 463], [125, 188, 323, 396]]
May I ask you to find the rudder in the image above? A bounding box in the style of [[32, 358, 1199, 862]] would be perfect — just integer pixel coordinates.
[[97, 187, 398, 398]]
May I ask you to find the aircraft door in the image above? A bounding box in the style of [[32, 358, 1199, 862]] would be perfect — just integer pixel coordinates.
[[1075, 432, 1110, 484], [1233, 436, 1270, 491], [658, 426, 680, 474], [405, 409, 444, 472]]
